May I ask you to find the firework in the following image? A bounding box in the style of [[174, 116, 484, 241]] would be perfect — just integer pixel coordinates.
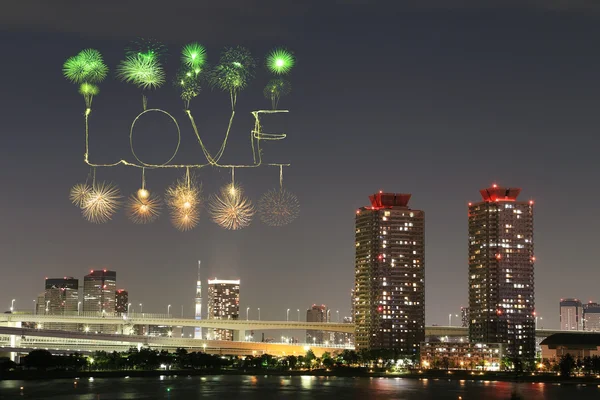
[[81, 182, 122, 223], [69, 183, 92, 207], [181, 43, 206, 69], [258, 188, 299, 227], [266, 48, 295, 75], [208, 185, 254, 230], [263, 78, 291, 109], [209, 46, 255, 106], [117, 54, 165, 90], [127, 189, 162, 224], [125, 38, 168, 62], [165, 174, 202, 231], [174, 68, 202, 108], [63, 49, 108, 84]]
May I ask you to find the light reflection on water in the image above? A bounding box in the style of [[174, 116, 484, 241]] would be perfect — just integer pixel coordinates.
[[1, 375, 600, 399]]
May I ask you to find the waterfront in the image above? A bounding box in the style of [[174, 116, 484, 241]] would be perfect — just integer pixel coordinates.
[[1, 375, 600, 399]]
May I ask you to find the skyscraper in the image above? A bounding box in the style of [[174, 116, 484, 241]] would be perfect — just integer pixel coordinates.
[[468, 185, 535, 361], [206, 278, 240, 341], [43, 277, 79, 331], [306, 304, 329, 344], [354, 192, 425, 355], [560, 298, 583, 331], [195, 261, 202, 339], [584, 302, 600, 332], [115, 289, 128, 314], [44, 277, 79, 315], [83, 270, 116, 314]]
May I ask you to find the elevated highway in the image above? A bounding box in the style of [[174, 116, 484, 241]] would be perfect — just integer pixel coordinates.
[[0, 313, 354, 336]]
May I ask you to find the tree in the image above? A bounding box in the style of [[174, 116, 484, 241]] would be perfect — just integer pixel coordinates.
[[0, 358, 17, 372], [559, 353, 575, 378], [23, 350, 54, 371], [322, 352, 334, 369]]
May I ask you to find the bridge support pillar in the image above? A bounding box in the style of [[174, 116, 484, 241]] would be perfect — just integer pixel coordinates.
[[8, 321, 21, 362], [233, 329, 246, 342]]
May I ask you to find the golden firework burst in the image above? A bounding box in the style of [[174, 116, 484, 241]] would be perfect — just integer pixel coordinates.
[[82, 182, 122, 223], [165, 174, 202, 231], [208, 185, 254, 230], [127, 189, 162, 224], [171, 208, 200, 231], [70, 183, 92, 207], [258, 188, 299, 226]]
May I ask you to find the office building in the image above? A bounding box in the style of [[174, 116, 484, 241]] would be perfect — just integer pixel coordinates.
[[44, 277, 79, 314], [354, 192, 425, 355], [82, 270, 117, 314], [306, 304, 329, 344], [206, 278, 240, 341], [461, 307, 470, 328], [468, 185, 535, 361], [584, 302, 600, 332], [559, 298, 583, 331], [115, 289, 128, 314], [43, 277, 79, 331]]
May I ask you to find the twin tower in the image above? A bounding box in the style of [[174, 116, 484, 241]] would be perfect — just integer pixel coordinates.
[[353, 186, 535, 361]]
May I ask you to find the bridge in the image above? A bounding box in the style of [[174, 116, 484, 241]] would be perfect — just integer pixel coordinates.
[[0, 327, 347, 359], [0, 312, 354, 341]]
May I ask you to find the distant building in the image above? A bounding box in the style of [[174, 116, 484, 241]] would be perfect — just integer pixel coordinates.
[[36, 292, 45, 315], [115, 290, 128, 314], [468, 185, 535, 362], [560, 298, 583, 331], [420, 342, 503, 371], [461, 307, 470, 328], [306, 304, 329, 344], [540, 333, 600, 361], [354, 192, 425, 355], [82, 270, 117, 314], [206, 278, 240, 341], [584, 302, 600, 332], [44, 277, 79, 315], [42, 277, 79, 331], [83, 270, 117, 334]]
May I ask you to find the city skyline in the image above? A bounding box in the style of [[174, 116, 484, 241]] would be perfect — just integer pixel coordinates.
[[2, 3, 600, 331]]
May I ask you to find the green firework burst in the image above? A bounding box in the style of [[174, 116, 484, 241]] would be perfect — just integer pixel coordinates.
[[79, 83, 99, 96], [117, 54, 166, 90], [263, 78, 291, 109], [174, 68, 202, 106], [181, 43, 206, 69], [63, 49, 108, 84], [266, 48, 295, 75], [209, 46, 256, 93], [125, 38, 168, 62]]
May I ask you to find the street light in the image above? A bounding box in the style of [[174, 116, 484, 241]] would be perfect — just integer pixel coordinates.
[[286, 308, 290, 322], [247, 307, 250, 321], [10, 299, 15, 312], [127, 303, 131, 314], [45, 300, 50, 314], [258, 308, 261, 321], [78, 302, 81, 316], [168, 304, 171, 317], [139, 303, 143, 314], [337, 310, 340, 322], [33, 300, 36, 315], [297, 309, 300, 322]]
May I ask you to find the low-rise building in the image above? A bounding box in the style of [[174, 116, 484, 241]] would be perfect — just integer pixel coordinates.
[[420, 342, 503, 371], [540, 333, 600, 361]]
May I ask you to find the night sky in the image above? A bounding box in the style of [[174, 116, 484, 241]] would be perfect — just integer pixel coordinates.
[[1, 1, 599, 330]]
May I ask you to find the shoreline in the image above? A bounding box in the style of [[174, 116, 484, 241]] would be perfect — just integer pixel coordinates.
[[2, 368, 600, 385]]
